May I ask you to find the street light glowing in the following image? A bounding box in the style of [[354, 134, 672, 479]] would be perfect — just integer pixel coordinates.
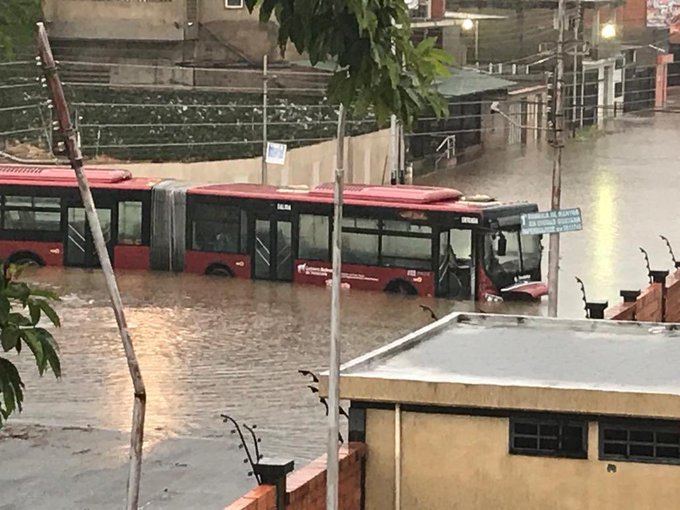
[[462, 18, 474, 31], [601, 22, 616, 39]]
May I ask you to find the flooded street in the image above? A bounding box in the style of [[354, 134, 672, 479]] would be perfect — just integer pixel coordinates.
[[11, 110, 680, 464]]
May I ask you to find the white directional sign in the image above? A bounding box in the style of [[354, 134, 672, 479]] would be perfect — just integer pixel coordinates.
[[265, 142, 287, 165], [520, 208, 583, 235]]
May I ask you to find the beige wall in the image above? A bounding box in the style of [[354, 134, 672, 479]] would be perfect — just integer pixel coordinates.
[[365, 408, 680, 510], [199, 0, 257, 23], [101, 129, 389, 186], [42, 0, 187, 41]]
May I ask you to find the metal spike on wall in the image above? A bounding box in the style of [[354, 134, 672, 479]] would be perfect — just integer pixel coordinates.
[[221, 414, 265, 484], [640, 247, 653, 283], [660, 235, 680, 269], [575, 276, 588, 318]]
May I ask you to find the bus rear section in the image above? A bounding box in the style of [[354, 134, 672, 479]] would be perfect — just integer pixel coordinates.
[[0, 165, 153, 270]]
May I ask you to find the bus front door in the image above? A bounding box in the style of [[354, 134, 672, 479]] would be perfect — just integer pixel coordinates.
[[436, 229, 473, 299], [253, 216, 293, 281], [64, 207, 113, 268]]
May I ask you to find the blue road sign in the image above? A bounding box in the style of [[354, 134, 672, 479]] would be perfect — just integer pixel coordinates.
[[520, 208, 583, 235]]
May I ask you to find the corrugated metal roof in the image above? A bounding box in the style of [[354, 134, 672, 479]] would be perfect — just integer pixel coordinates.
[[290, 60, 516, 97], [436, 67, 516, 97]]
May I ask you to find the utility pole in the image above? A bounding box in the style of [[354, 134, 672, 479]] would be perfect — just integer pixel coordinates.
[[36, 23, 147, 510], [547, 0, 567, 317], [262, 54, 268, 184], [389, 114, 398, 184], [326, 104, 346, 510]]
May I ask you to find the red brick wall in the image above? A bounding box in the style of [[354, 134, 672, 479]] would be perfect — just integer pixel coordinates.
[[225, 443, 366, 510], [665, 271, 680, 322], [604, 270, 680, 323], [621, 0, 646, 28], [430, 0, 445, 19], [605, 301, 636, 321], [635, 282, 664, 322]]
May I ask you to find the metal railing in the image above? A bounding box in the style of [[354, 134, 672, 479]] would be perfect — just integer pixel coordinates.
[[434, 134, 456, 169]]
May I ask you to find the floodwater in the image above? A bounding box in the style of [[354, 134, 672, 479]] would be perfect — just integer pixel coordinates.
[[11, 107, 680, 464]]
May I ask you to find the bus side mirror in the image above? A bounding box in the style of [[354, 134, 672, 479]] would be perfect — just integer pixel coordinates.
[[497, 234, 507, 256]]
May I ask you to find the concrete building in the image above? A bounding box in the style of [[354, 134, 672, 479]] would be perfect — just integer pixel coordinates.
[[40, 0, 456, 78], [326, 312, 680, 510], [41, 0, 282, 67]]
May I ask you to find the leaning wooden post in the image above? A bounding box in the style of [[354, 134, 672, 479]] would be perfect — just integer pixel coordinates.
[[36, 23, 147, 510]]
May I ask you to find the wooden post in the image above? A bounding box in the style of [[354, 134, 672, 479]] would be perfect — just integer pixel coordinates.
[[36, 23, 147, 510]]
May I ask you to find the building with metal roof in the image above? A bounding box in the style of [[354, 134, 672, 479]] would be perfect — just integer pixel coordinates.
[[325, 312, 680, 510]]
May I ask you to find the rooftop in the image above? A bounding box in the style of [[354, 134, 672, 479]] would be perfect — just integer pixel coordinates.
[[330, 313, 680, 419], [290, 60, 517, 97], [0, 164, 159, 190]]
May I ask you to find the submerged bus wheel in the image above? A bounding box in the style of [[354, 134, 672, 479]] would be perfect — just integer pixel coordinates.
[[205, 264, 234, 277], [8, 252, 44, 267], [384, 279, 418, 296]]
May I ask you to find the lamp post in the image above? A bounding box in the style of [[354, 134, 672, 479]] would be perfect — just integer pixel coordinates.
[[461, 18, 479, 62], [601, 22, 616, 40]]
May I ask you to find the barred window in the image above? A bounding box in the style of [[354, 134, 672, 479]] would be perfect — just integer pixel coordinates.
[[510, 417, 587, 459], [600, 422, 680, 464]]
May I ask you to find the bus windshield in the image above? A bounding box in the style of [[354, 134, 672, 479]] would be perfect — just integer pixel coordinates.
[[483, 230, 542, 289]]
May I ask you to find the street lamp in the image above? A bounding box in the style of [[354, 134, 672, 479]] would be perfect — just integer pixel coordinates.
[[461, 18, 479, 62], [601, 22, 616, 39]]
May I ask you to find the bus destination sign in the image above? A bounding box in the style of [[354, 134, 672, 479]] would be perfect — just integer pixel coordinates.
[[520, 208, 583, 235]]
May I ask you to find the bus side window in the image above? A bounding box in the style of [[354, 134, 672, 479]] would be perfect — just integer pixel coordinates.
[[299, 214, 329, 261], [342, 217, 379, 265], [2, 195, 61, 232], [118, 202, 143, 245], [191, 204, 241, 253]]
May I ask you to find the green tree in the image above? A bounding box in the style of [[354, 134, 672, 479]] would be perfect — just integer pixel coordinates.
[[0, 261, 61, 427], [246, 0, 451, 127], [0, 0, 42, 59]]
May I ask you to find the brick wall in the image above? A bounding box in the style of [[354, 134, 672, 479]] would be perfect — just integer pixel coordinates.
[[605, 301, 636, 320], [635, 282, 664, 322], [665, 271, 680, 322], [225, 443, 366, 510], [604, 269, 680, 323]]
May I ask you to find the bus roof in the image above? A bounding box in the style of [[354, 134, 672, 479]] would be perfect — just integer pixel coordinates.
[[0, 165, 158, 190], [188, 182, 523, 214]]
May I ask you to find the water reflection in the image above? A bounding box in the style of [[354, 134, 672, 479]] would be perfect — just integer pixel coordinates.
[[421, 113, 680, 316], [12, 112, 680, 462]]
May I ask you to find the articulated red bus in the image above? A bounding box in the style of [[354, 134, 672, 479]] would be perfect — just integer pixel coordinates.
[[0, 164, 547, 300]]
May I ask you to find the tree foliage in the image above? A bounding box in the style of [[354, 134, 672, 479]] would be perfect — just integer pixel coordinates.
[[0, 261, 61, 427], [0, 0, 41, 59], [246, 0, 452, 128]]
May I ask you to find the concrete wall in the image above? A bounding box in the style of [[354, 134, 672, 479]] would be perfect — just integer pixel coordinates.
[[364, 408, 680, 510], [102, 129, 390, 186], [43, 0, 294, 65], [458, 8, 557, 64], [42, 0, 187, 41], [225, 443, 365, 510]]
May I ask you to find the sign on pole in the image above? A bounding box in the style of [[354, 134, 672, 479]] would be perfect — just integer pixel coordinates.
[[520, 208, 583, 236], [265, 142, 287, 165]]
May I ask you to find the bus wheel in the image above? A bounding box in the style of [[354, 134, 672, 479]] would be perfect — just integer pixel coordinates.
[[384, 279, 418, 296], [205, 264, 234, 277], [8, 252, 44, 267]]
